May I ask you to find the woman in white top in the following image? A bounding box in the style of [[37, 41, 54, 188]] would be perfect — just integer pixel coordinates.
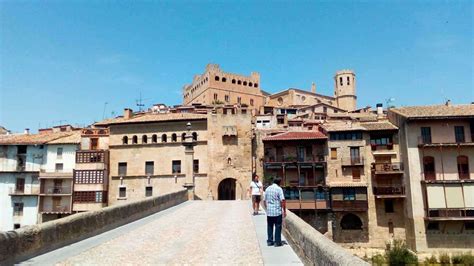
[[248, 174, 263, 215]]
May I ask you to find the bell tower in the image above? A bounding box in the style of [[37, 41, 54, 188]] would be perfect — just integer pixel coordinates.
[[334, 70, 357, 111]]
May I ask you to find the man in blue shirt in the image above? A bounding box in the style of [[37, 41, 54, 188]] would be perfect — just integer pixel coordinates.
[[263, 177, 286, 247]]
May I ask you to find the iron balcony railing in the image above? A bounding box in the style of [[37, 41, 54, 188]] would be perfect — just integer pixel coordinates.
[[9, 187, 40, 195], [427, 208, 474, 219], [371, 162, 404, 173], [373, 186, 405, 196], [340, 156, 365, 166], [40, 185, 72, 195]]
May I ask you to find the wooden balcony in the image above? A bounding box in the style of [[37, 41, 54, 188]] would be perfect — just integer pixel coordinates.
[[39, 204, 71, 214], [426, 208, 474, 221], [418, 136, 474, 147], [373, 186, 405, 198], [371, 163, 404, 175], [331, 200, 368, 211], [282, 186, 330, 210], [76, 150, 108, 164], [264, 154, 326, 163]]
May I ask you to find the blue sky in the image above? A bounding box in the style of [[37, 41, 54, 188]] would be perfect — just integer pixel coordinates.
[[1, 1, 472, 133]]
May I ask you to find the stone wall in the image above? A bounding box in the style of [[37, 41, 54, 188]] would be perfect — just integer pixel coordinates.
[[0, 189, 188, 265], [283, 210, 369, 266]]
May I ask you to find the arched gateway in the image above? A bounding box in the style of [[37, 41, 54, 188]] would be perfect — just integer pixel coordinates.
[[218, 178, 236, 200]]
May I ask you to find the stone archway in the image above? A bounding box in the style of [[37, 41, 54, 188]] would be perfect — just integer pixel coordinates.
[[218, 178, 236, 200]]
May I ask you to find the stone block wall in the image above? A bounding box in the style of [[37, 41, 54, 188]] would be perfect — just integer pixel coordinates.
[[283, 210, 369, 266], [0, 189, 188, 264]]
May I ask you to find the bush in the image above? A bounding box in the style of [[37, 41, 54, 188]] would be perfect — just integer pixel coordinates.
[[452, 253, 474, 265], [371, 253, 387, 265], [439, 253, 451, 265], [386, 239, 418, 265], [424, 254, 439, 265]]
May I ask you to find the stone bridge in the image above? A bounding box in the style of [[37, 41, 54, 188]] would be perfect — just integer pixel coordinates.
[[0, 190, 367, 265]]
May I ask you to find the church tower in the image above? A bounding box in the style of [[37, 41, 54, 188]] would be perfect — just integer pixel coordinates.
[[334, 70, 357, 111]]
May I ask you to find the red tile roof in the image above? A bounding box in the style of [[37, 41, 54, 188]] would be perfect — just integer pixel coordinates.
[[263, 131, 327, 141]]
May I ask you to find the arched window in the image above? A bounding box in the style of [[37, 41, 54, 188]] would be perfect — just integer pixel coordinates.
[[243, 81, 247, 86], [132, 135, 138, 144], [249, 82, 253, 86], [215, 76, 220, 81], [250, 99, 254, 106], [254, 83, 258, 88], [142, 135, 148, 144], [222, 77, 227, 82], [340, 213, 362, 230], [423, 156, 435, 180], [339, 77, 343, 86], [181, 132, 186, 141], [232, 79, 236, 84], [122, 136, 128, 145], [237, 80, 242, 85], [172, 133, 177, 142], [152, 134, 157, 143], [347, 76, 350, 85], [161, 134, 167, 143], [192, 132, 198, 141], [458, 155, 470, 179]]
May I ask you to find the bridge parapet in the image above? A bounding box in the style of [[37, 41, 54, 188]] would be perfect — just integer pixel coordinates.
[[0, 189, 188, 264], [284, 211, 369, 265]]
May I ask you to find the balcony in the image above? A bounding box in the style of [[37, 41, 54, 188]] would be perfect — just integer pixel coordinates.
[[371, 163, 404, 174], [331, 200, 368, 211], [370, 143, 394, 151], [76, 150, 107, 164], [81, 128, 109, 136], [341, 156, 364, 167], [418, 136, 474, 147], [39, 204, 71, 213], [9, 187, 39, 196], [265, 154, 326, 163], [40, 185, 72, 195], [282, 186, 330, 210], [427, 208, 474, 221], [373, 186, 405, 198]]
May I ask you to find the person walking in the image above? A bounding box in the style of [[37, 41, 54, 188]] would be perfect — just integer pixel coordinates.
[[263, 177, 286, 247], [248, 174, 263, 215]]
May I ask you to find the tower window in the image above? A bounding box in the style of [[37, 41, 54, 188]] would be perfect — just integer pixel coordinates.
[[152, 134, 157, 143], [122, 136, 128, 145], [214, 93, 218, 100], [232, 79, 236, 84], [171, 133, 177, 142], [250, 99, 254, 106], [161, 134, 167, 143], [132, 135, 138, 144], [249, 82, 253, 87], [237, 80, 242, 85], [254, 83, 258, 88], [339, 77, 343, 86], [243, 81, 247, 86], [142, 135, 148, 144], [237, 97, 241, 104], [222, 77, 227, 82], [225, 95, 229, 102], [215, 76, 220, 81], [347, 76, 350, 85]]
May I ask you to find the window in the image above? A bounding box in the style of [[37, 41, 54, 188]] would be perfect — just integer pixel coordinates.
[[465, 222, 474, 230], [145, 161, 154, 176], [427, 222, 439, 231], [214, 93, 218, 100], [17, 145, 27, 154], [142, 135, 148, 144], [329, 131, 363, 141], [323, 107, 327, 113], [122, 136, 128, 145], [330, 148, 337, 160], [352, 168, 361, 180], [250, 99, 254, 106], [249, 82, 253, 86], [347, 76, 350, 85], [90, 138, 99, 150], [339, 77, 343, 86], [237, 97, 241, 104], [73, 191, 107, 203], [152, 134, 158, 143], [181, 132, 186, 141], [237, 80, 242, 85], [455, 126, 465, 143], [222, 77, 227, 82], [215, 76, 220, 81], [384, 199, 394, 213], [193, 159, 199, 173], [388, 221, 394, 234], [172, 160, 181, 174], [192, 132, 198, 141], [350, 147, 361, 163], [162, 134, 167, 142], [243, 81, 247, 86], [232, 79, 236, 84], [132, 135, 138, 144], [340, 213, 362, 230], [55, 163, 64, 172], [118, 162, 127, 176], [423, 156, 435, 180], [119, 187, 126, 198], [342, 188, 356, 201], [14, 224, 21, 229], [457, 155, 470, 179], [421, 127, 432, 144], [171, 133, 177, 142], [225, 95, 229, 102], [254, 83, 258, 88], [145, 186, 153, 197], [370, 136, 392, 146], [13, 202, 24, 216], [57, 147, 63, 158], [15, 178, 25, 192]]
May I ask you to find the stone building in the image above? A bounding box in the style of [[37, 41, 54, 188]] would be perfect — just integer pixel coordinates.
[[183, 64, 267, 112], [389, 103, 474, 253], [94, 106, 253, 204]]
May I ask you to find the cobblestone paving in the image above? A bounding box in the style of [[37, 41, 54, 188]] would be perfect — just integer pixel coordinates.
[[57, 201, 264, 265]]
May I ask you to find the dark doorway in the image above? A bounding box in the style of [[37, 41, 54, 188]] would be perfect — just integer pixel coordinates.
[[218, 178, 236, 200]]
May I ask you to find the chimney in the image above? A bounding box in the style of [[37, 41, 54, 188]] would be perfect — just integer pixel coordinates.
[[376, 103, 383, 116], [446, 100, 451, 106], [124, 108, 133, 119], [24, 128, 30, 134], [311, 82, 316, 94]]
